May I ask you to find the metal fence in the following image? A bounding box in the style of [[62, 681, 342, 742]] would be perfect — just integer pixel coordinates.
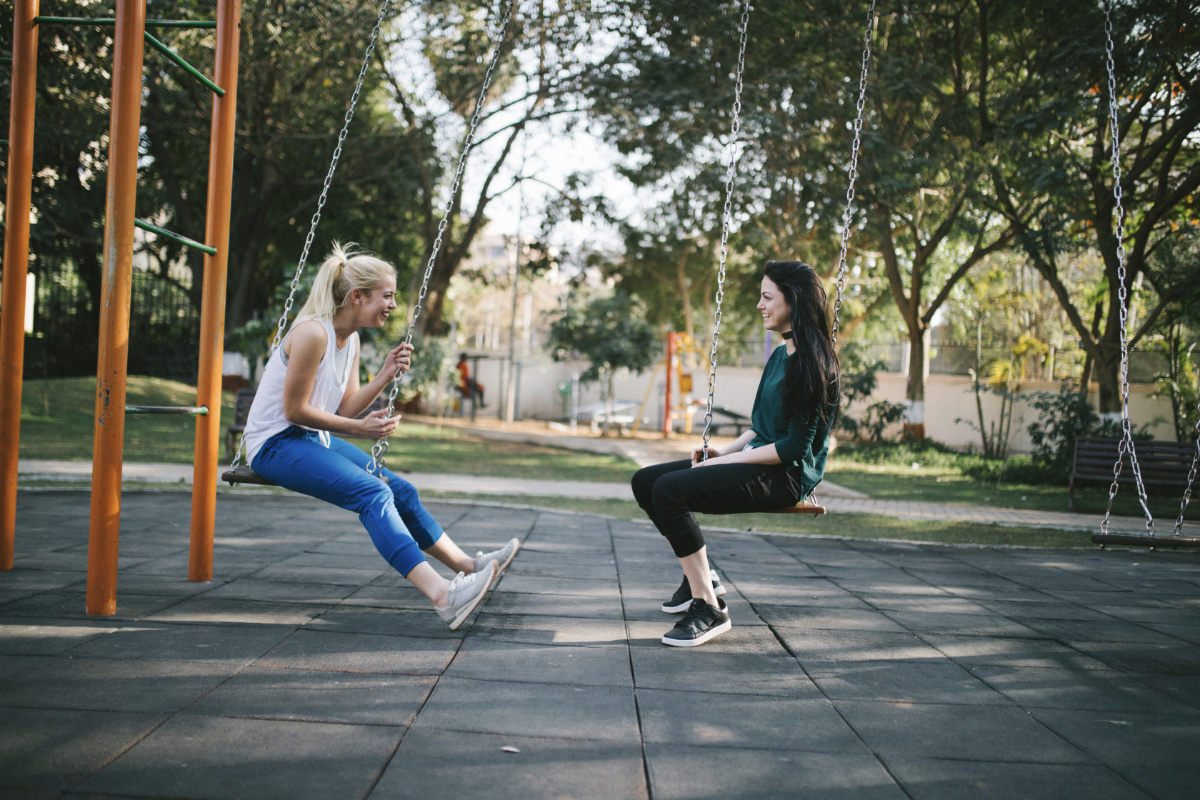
[[23, 259, 200, 383]]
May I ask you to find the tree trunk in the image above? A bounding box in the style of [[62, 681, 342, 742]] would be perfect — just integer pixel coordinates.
[[904, 325, 928, 439], [678, 250, 694, 340], [600, 368, 614, 438]]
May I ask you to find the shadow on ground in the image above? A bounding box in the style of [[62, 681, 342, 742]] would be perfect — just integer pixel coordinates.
[[3, 491, 1200, 799]]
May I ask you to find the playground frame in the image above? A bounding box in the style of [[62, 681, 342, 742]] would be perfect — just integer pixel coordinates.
[[0, 0, 243, 614]]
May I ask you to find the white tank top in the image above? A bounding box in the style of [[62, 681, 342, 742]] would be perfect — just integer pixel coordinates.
[[244, 318, 358, 466]]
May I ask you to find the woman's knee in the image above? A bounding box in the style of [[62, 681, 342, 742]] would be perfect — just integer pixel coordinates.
[[631, 466, 656, 505], [353, 479, 396, 516], [651, 470, 694, 510]]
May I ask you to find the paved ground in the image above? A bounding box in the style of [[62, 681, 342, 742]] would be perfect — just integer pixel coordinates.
[[3, 490, 1200, 799]]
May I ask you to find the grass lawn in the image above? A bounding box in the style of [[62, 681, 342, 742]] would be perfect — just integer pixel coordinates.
[[19, 376, 237, 464], [420, 492, 1101, 548], [18, 376, 636, 483], [826, 459, 1199, 522]]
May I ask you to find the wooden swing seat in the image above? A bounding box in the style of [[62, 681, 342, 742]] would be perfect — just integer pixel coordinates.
[[768, 501, 826, 515], [221, 465, 276, 486], [1092, 533, 1200, 549]]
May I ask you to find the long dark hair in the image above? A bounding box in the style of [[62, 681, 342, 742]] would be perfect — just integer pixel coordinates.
[[764, 260, 840, 426]]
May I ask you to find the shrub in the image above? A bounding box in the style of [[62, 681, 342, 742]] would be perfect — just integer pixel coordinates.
[[838, 343, 906, 442], [1025, 382, 1125, 480]]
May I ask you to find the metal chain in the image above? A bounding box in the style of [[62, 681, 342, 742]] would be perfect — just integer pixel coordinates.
[[700, 0, 751, 459], [229, 0, 392, 472], [369, 0, 515, 476], [831, 0, 876, 345], [1175, 398, 1200, 535], [1100, 0, 1154, 535]]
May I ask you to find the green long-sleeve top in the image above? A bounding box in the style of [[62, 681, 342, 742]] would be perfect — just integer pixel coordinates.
[[747, 344, 832, 495]]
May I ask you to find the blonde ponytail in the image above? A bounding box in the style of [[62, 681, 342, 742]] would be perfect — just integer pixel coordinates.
[[294, 242, 396, 322]]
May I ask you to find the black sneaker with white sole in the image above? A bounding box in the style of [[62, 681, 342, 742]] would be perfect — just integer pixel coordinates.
[[661, 598, 731, 647], [661, 570, 727, 613]]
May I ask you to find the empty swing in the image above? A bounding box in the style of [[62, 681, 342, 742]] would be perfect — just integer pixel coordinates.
[[1089, 1, 1200, 549]]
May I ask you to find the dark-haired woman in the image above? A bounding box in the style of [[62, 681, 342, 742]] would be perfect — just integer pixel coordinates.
[[631, 261, 839, 647]]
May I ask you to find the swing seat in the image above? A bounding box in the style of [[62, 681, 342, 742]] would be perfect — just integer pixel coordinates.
[[767, 501, 826, 515], [221, 463, 390, 486], [221, 465, 276, 486]]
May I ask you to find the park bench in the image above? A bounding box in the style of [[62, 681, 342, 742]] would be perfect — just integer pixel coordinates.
[[224, 388, 256, 460], [708, 405, 753, 436], [1069, 436, 1197, 510]]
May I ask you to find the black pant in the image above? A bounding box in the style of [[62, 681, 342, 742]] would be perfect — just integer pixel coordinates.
[[630, 459, 804, 558]]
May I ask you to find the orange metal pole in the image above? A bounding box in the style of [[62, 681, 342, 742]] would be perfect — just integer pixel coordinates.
[[0, 0, 40, 571], [189, 0, 242, 583], [86, 0, 146, 616]]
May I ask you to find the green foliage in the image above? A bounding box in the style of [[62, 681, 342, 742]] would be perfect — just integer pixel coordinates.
[[392, 335, 456, 409], [1025, 383, 1126, 478], [546, 291, 657, 383], [1147, 229, 1200, 443], [837, 344, 906, 442]]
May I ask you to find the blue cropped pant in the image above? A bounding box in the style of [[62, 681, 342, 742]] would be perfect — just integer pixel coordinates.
[[252, 427, 442, 576]]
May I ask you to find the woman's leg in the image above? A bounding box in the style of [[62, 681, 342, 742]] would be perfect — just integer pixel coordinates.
[[325, 437, 498, 575], [631, 459, 692, 518], [326, 437, 446, 548], [253, 432, 427, 578], [649, 462, 803, 558], [679, 546, 718, 607]]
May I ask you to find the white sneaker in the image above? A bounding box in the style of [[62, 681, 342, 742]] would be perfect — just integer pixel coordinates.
[[472, 537, 520, 577], [436, 561, 496, 630]]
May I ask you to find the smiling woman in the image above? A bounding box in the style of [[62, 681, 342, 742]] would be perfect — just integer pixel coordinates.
[[631, 260, 841, 647], [236, 243, 517, 631]]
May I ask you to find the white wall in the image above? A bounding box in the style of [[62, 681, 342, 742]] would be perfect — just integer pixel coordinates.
[[432, 352, 1181, 452]]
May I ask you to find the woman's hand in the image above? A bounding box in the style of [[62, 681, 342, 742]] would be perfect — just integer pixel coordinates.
[[380, 343, 414, 381], [691, 446, 720, 466], [358, 408, 398, 439]]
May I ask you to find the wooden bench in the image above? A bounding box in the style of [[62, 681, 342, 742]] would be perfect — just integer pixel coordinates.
[[1069, 436, 1197, 510], [224, 388, 256, 460], [708, 405, 753, 436]]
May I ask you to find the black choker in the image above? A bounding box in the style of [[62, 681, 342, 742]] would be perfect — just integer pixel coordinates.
[[781, 331, 794, 340]]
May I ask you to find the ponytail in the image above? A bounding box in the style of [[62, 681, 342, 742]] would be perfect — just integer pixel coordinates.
[[294, 242, 396, 322]]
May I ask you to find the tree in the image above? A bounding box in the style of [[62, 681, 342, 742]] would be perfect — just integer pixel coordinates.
[[1146, 230, 1200, 442], [981, 0, 1200, 415], [546, 291, 657, 436], [380, 0, 600, 335], [584, 0, 891, 351], [143, 0, 430, 328], [1, 0, 435, 374]]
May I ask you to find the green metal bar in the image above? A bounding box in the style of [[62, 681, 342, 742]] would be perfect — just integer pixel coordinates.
[[34, 17, 216, 28], [134, 219, 217, 255], [125, 405, 209, 415], [143, 32, 224, 96], [1, 57, 11, 64]]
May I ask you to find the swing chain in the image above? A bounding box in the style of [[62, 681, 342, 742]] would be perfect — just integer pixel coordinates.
[[229, 0, 391, 473], [700, 0, 751, 458], [1175, 401, 1200, 535], [369, 0, 515, 476], [831, 0, 876, 345], [1100, 0, 1153, 535]]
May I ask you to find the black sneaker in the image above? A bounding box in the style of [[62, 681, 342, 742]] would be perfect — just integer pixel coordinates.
[[662, 598, 731, 647], [661, 570, 727, 613]]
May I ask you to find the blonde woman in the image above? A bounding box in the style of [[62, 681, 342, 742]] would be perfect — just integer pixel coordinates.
[[242, 244, 518, 629]]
